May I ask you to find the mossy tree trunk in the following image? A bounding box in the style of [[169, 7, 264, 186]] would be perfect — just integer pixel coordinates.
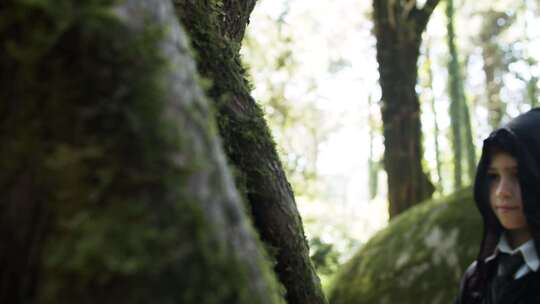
[[174, 2, 327, 304], [0, 1, 284, 303], [219, 0, 258, 52], [373, 0, 439, 218]]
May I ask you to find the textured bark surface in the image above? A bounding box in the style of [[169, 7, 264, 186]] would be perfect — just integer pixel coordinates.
[[462, 99, 476, 182], [0, 1, 283, 303], [175, 2, 327, 304], [220, 0, 257, 51], [372, 0, 439, 218]]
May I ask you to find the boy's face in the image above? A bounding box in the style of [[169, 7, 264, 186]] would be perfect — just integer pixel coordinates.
[[488, 152, 528, 230]]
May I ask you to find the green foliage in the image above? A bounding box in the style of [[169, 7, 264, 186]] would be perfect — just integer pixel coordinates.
[[329, 189, 481, 304], [310, 237, 340, 276], [241, 9, 331, 201]]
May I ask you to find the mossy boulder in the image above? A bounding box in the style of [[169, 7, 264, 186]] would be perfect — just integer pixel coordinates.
[[329, 189, 482, 304]]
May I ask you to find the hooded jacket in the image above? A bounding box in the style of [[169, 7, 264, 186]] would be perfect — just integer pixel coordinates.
[[457, 108, 540, 304]]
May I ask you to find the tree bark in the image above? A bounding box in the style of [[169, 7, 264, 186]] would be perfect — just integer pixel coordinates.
[[220, 0, 257, 51], [373, 0, 439, 218], [0, 1, 283, 303], [174, 2, 327, 304]]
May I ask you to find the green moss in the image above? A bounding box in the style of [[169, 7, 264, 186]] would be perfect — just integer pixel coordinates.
[[176, 1, 285, 219], [1, 1, 282, 303], [329, 189, 482, 304], [174, 1, 280, 159]]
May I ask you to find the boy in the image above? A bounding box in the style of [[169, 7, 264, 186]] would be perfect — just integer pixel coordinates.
[[456, 108, 540, 304]]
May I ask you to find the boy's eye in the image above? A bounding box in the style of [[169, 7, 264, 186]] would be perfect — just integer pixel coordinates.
[[487, 172, 499, 181]]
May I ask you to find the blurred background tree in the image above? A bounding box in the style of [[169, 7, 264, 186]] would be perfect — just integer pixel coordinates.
[[242, 0, 540, 292]]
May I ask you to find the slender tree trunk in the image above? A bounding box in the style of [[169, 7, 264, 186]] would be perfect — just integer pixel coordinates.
[[462, 98, 476, 182], [446, 0, 463, 190], [528, 76, 539, 108], [175, 2, 327, 304], [368, 95, 379, 200], [479, 11, 513, 128], [482, 49, 504, 128], [522, 1, 538, 109], [0, 1, 283, 303], [483, 58, 504, 128], [446, 0, 476, 189], [373, 0, 439, 218], [424, 42, 443, 194]]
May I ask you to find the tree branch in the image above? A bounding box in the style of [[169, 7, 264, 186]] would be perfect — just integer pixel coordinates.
[[401, 0, 417, 21], [413, 0, 441, 33]]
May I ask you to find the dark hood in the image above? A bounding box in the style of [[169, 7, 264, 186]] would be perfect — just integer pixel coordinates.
[[474, 107, 540, 261]]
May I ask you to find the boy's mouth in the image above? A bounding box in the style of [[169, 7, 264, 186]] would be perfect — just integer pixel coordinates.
[[495, 205, 519, 212]]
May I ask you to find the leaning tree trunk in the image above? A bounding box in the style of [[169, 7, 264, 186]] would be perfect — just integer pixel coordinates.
[[0, 1, 284, 304], [174, 2, 327, 304], [373, 0, 439, 218]]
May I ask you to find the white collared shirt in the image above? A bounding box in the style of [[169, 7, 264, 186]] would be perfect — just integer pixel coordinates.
[[485, 234, 540, 279]]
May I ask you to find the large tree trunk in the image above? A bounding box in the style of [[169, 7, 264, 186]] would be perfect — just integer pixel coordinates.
[[373, 0, 439, 218], [174, 2, 327, 304], [0, 1, 284, 303]]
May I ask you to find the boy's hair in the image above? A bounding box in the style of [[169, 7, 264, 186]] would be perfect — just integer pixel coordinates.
[[475, 129, 520, 239]]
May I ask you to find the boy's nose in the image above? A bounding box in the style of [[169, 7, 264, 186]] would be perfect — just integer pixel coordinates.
[[496, 179, 512, 197]]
